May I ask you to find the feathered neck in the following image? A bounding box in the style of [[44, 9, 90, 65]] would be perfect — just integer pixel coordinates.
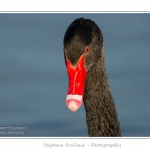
[[83, 48, 121, 136]]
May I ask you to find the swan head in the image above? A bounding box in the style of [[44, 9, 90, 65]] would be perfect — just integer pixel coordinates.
[[63, 18, 104, 112]]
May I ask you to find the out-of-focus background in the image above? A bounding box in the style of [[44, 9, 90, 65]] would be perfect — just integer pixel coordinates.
[[0, 13, 150, 136]]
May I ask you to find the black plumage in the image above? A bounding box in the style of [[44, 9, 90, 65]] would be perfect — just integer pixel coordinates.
[[63, 18, 121, 136]]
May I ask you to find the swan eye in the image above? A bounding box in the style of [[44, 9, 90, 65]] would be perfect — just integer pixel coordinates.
[[84, 47, 89, 54]]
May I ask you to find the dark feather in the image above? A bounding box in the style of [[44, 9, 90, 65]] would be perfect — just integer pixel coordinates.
[[63, 18, 121, 137]]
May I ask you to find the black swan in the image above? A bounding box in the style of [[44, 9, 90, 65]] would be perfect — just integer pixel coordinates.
[[63, 18, 121, 136]]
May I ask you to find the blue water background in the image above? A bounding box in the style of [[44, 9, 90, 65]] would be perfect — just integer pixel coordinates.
[[0, 14, 150, 136]]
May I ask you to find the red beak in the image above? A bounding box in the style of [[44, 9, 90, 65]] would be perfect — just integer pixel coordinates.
[[65, 54, 87, 112]]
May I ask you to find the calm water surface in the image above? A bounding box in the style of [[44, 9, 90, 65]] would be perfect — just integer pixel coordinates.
[[0, 14, 150, 136]]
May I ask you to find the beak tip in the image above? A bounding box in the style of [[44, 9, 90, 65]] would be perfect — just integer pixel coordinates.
[[66, 98, 83, 112], [68, 107, 79, 112]]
